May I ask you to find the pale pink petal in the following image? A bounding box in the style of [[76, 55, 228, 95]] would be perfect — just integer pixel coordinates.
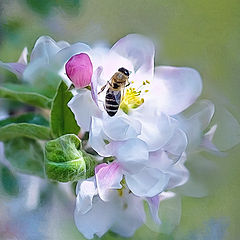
[[65, 53, 93, 89], [95, 162, 123, 201], [201, 124, 220, 153], [145, 192, 176, 232], [110, 34, 155, 77], [0, 61, 26, 78], [149, 66, 202, 115], [125, 167, 170, 197], [146, 195, 161, 224], [0, 47, 28, 78], [91, 66, 103, 106]]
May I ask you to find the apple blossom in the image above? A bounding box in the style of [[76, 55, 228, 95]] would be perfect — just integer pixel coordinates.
[[63, 34, 214, 238]]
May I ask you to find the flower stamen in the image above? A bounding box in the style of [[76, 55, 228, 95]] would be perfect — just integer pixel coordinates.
[[120, 80, 150, 114]]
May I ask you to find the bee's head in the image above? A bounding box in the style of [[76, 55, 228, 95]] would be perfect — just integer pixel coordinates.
[[118, 67, 130, 76]]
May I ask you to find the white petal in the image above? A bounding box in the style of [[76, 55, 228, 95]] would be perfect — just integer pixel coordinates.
[[56, 40, 70, 49], [132, 109, 174, 151], [187, 100, 215, 130], [18, 47, 28, 65], [68, 89, 103, 132], [176, 100, 215, 152], [95, 162, 123, 201], [149, 150, 174, 170], [89, 116, 112, 157], [110, 34, 155, 76], [114, 138, 149, 173], [164, 127, 188, 161], [103, 116, 141, 141], [201, 124, 220, 153], [166, 154, 189, 189], [125, 167, 170, 197], [150, 66, 202, 115], [213, 107, 240, 151], [158, 193, 181, 234], [74, 195, 116, 239], [111, 192, 145, 237], [22, 58, 47, 82], [148, 150, 189, 189], [75, 178, 97, 214], [100, 51, 134, 81], [30, 36, 65, 63], [54, 42, 91, 70]]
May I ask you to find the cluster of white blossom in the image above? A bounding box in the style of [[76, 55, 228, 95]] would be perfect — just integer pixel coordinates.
[[0, 34, 219, 239]]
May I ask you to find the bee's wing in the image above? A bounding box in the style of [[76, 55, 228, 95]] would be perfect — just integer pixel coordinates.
[[113, 91, 122, 105]]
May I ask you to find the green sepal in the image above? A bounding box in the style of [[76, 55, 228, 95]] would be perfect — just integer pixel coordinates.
[[50, 81, 80, 138], [45, 134, 97, 182]]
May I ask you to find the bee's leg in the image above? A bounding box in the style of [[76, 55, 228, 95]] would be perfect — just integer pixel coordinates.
[[125, 80, 131, 87], [98, 81, 109, 95], [98, 84, 107, 95], [121, 88, 125, 102]]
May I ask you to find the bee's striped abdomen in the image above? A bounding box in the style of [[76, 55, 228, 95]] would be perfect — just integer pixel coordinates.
[[105, 89, 121, 117]]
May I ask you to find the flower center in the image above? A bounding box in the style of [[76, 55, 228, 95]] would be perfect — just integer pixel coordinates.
[[120, 80, 150, 114]]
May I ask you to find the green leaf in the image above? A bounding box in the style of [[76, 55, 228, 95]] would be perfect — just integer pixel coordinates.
[[4, 137, 45, 177], [45, 134, 97, 182], [0, 113, 51, 141], [0, 85, 52, 109], [51, 81, 80, 138], [0, 164, 19, 196], [0, 112, 49, 127], [0, 123, 51, 141]]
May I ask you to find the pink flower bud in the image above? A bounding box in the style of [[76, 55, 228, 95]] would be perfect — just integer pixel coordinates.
[[65, 53, 93, 89]]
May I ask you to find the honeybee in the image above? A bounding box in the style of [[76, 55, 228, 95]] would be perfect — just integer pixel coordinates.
[[98, 67, 131, 117]]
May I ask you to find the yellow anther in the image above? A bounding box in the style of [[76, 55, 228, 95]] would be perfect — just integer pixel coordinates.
[[120, 80, 150, 114], [118, 189, 123, 197], [120, 87, 144, 114]]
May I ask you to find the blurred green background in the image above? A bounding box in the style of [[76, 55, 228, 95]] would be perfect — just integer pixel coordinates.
[[0, 0, 240, 239]]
